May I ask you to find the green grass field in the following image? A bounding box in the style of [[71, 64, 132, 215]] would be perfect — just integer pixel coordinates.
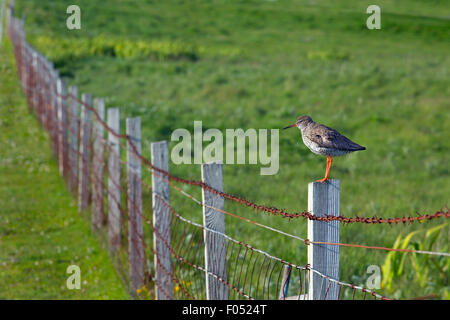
[[8, 0, 450, 299], [0, 36, 129, 299]]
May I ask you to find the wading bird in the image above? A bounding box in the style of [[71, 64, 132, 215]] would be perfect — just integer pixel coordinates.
[[283, 116, 366, 183]]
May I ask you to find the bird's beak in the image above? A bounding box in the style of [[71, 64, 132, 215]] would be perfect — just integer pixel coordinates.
[[283, 123, 296, 130]]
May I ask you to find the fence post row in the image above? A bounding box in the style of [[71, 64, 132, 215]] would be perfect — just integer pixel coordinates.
[[78, 93, 92, 212], [68, 86, 79, 195], [151, 141, 173, 300], [107, 108, 121, 256], [201, 161, 228, 300], [307, 179, 340, 300], [127, 117, 145, 296], [92, 98, 106, 229]]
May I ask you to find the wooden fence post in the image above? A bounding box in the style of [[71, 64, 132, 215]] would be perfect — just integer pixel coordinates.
[[50, 65, 59, 159], [44, 59, 52, 134], [31, 51, 38, 112], [201, 161, 228, 300], [78, 93, 92, 212], [307, 179, 340, 300], [107, 107, 121, 255], [92, 98, 106, 229], [22, 43, 29, 105], [68, 86, 79, 195], [36, 53, 43, 124], [37, 54, 48, 127], [127, 117, 145, 295], [57, 78, 68, 179], [38, 55, 45, 128], [151, 141, 172, 300]]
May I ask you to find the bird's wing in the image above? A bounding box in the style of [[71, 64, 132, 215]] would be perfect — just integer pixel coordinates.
[[306, 123, 365, 151]]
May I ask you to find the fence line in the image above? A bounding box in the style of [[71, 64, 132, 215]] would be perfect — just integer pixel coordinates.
[[7, 8, 449, 300]]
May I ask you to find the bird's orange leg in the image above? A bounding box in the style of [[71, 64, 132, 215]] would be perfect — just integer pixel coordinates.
[[316, 156, 333, 183]]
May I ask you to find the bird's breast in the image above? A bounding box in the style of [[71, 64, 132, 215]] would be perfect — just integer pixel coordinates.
[[301, 135, 350, 157], [301, 135, 323, 155]]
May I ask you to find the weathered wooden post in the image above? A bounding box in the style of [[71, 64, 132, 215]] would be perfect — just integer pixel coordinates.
[[307, 179, 340, 300], [201, 161, 228, 300], [78, 93, 92, 212], [22, 43, 29, 106], [151, 141, 172, 300], [38, 55, 45, 128], [31, 51, 38, 112], [27, 46, 34, 108], [39, 53, 46, 127], [57, 78, 68, 179], [92, 98, 106, 229], [44, 59, 53, 134], [107, 108, 121, 255], [68, 86, 79, 194], [50, 65, 59, 159], [127, 117, 145, 296]]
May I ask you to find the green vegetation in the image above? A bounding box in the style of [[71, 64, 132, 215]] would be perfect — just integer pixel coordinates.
[[382, 223, 449, 299], [0, 38, 129, 299], [10, 0, 450, 299]]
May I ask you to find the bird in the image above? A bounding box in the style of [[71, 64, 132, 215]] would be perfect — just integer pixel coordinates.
[[283, 115, 366, 183]]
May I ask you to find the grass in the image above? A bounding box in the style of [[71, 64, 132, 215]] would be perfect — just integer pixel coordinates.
[[9, 0, 450, 299], [0, 37, 129, 299]]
